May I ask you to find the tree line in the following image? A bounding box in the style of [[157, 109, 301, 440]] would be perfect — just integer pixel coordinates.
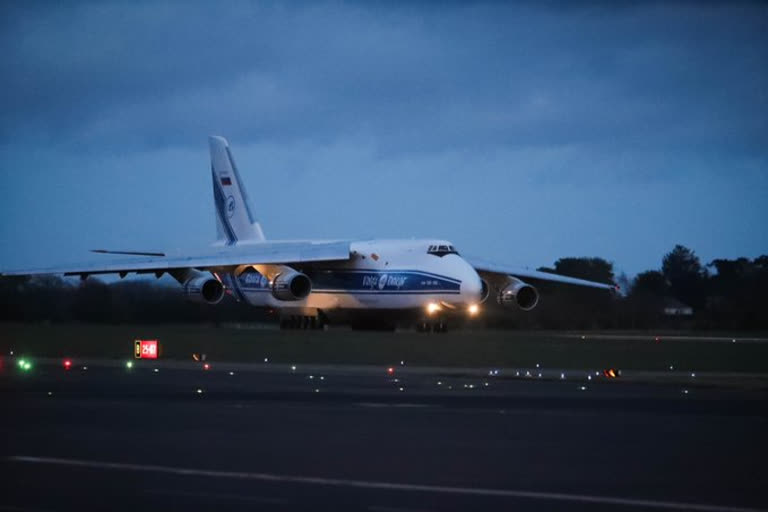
[[1, 244, 766, 330], [486, 245, 768, 330]]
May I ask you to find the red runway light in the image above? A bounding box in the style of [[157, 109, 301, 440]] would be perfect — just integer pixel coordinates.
[[203, 363, 211, 371], [63, 359, 72, 370], [387, 367, 395, 375]]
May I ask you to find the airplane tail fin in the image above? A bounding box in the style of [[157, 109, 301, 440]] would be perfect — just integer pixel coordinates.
[[209, 136, 265, 244]]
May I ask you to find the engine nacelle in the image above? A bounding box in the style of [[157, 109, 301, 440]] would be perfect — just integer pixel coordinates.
[[479, 279, 490, 304], [497, 277, 539, 311], [183, 276, 225, 305], [271, 270, 312, 301]]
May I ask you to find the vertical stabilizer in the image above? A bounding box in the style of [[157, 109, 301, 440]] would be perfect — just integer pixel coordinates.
[[209, 136, 265, 244]]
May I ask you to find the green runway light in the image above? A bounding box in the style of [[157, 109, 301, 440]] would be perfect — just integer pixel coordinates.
[[18, 359, 32, 371], [126, 361, 134, 369]]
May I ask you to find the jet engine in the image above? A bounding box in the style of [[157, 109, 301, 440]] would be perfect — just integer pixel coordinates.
[[271, 270, 312, 301], [479, 279, 491, 303], [183, 276, 225, 305], [497, 277, 539, 311]]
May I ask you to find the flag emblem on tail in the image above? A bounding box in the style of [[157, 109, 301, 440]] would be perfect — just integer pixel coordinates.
[[220, 177, 232, 186]]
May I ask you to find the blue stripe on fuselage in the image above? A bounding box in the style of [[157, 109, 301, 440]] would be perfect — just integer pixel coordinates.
[[237, 269, 461, 294]]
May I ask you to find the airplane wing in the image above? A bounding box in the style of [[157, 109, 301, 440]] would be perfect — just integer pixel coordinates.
[[467, 257, 617, 291], [0, 241, 351, 278]]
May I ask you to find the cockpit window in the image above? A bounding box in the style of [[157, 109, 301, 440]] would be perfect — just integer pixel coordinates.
[[427, 244, 459, 257]]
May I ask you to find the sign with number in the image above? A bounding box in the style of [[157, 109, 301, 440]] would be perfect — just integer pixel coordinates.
[[134, 339, 159, 359]]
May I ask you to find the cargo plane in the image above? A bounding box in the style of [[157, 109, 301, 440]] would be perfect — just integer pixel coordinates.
[[1, 137, 615, 331]]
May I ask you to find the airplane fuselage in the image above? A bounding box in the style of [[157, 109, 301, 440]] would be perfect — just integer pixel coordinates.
[[226, 239, 483, 312]]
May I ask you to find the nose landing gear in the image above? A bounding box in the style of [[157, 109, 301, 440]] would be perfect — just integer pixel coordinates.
[[416, 319, 448, 333]]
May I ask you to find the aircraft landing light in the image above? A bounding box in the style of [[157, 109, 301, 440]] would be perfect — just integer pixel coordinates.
[[468, 304, 479, 316]]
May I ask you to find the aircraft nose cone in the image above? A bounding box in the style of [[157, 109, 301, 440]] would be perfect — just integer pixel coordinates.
[[460, 265, 483, 303]]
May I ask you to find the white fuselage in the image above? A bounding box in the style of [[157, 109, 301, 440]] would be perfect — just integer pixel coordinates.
[[227, 239, 483, 311]]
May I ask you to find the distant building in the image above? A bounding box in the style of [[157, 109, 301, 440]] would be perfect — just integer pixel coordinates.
[[662, 297, 693, 316]]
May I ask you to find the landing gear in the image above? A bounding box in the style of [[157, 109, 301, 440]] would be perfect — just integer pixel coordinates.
[[280, 314, 324, 330], [416, 320, 448, 333]]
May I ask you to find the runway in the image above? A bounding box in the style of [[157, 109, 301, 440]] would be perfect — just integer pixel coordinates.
[[1, 360, 766, 511]]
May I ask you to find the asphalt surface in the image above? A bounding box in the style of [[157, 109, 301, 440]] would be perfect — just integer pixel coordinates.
[[1, 359, 767, 512]]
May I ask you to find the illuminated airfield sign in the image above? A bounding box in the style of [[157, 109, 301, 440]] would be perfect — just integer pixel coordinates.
[[134, 340, 159, 359]]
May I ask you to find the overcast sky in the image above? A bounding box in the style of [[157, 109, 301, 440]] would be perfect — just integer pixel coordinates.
[[1, 1, 766, 277]]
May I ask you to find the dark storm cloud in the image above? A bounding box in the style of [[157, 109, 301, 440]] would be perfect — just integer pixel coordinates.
[[0, 1, 766, 274]]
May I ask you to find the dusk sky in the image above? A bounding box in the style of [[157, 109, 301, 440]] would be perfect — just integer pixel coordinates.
[[1, 1, 766, 278]]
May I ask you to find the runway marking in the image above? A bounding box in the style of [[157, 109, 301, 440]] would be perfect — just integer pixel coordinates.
[[368, 506, 434, 512], [147, 489, 291, 505], [355, 403, 433, 409], [0, 506, 58, 512], [8, 456, 766, 512]]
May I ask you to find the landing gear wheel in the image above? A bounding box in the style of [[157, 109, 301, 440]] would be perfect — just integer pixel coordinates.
[[433, 321, 448, 333]]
